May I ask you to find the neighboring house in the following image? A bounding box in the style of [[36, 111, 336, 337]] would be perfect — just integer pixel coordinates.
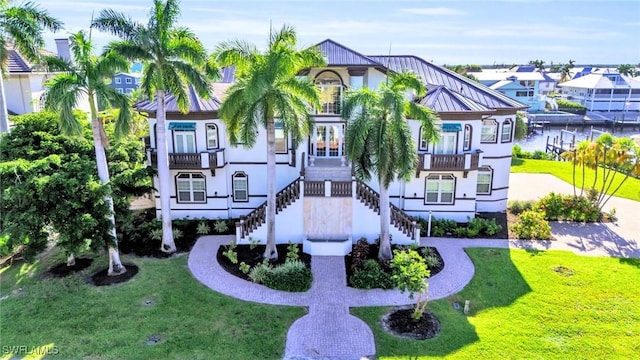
[[110, 72, 141, 95], [558, 71, 640, 112], [474, 71, 546, 111], [4, 38, 91, 116], [137, 39, 526, 252]]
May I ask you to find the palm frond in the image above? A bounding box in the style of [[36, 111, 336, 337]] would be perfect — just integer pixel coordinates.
[[168, 27, 207, 65], [43, 74, 83, 136], [92, 9, 139, 39], [162, 65, 189, 113], [168, 60, 211, 99], [103, 40, 150, 61], [94, 81, 132, 138], [94, 49, 130, 79]]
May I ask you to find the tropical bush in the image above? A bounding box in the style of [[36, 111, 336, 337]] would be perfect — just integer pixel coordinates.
[[391, 249, 431, 319], [508, 200, 536, 215], [509, 210, 552, 240], [349, 259, 394, 290], [534, 192, 600, 222]]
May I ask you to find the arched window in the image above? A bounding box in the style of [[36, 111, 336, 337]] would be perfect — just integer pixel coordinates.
[[176, 173, 206, 203], [206, 123, 219, 149], [315, 71, 343, 115], [232, 172, 248, 202], [463, 124, 472, 151], [501, 119, 513, 143]]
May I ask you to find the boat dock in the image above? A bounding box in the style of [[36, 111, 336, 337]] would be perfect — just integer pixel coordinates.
[[545, 129, 576, 157]]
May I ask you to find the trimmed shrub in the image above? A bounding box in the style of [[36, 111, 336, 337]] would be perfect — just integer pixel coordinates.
[[431, 218, 457, 237], [510, 210, 552, 240], [264, 260, 312, 292], [350, 259, 394, 290]]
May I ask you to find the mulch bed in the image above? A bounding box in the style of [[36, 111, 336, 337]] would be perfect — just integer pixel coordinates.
[[382, 307, 441, 340], [89, 264, 139, 286], [44, 258, 94, 278], [345, 243, 444, 288], [217, 244, 312, 281]]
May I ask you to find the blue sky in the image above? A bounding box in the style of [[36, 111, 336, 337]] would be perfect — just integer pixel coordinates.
[[39, 0, 640, 66]]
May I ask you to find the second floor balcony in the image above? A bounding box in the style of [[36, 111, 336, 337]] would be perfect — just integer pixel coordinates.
[[416, 151, 482, 175], [148, 149, 226, 174]]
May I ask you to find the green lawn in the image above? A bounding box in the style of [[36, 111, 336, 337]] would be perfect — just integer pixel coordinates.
[[510, 158, 640, 202], [0, 252, 304, 360], [352, 248, 640, 359]]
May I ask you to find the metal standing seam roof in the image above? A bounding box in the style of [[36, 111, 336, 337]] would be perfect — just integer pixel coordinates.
[[369, 55, 527, 110], [421, 84, 492, 113], [315, 39, 380, 66], [135, 86, 222, 113], [7, 50, 32, 73]]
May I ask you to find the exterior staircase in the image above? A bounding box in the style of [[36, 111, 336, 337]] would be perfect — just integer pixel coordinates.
[[235, 164, 421, 248]]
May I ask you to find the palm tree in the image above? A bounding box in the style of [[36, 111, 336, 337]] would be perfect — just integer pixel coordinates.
[[214, 25, 325, 260], [44, 30, 131, 275], [559, 60, 575, 83], [92, 0, 218, 253], [342, 71, 440, 260], [616, 64, 635, 77], [0, 1, 62, 133]]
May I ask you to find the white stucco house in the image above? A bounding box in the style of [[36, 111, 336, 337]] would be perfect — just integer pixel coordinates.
[[558, 71, 640, 112], [137, 39, 526, 253]]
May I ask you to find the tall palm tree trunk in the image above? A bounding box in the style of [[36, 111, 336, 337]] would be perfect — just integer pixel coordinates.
[[264, 117, 278, 260], [0, 74, 10, 133], [88, 94, 126, 275], [378, 175, 392, 261], [155, 90, 176, 253]]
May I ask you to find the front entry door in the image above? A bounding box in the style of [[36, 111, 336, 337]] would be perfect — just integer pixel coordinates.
[[313, 124, 344, 158]]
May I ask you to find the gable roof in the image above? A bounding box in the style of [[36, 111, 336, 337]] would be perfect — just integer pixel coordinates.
[[421, 84, 492, 113], [315, 39, 380, 66], [135, 86, 222, 113], [369, 55, 527, 110]]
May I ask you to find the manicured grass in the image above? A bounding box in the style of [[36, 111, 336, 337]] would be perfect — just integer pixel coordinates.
[[511, 158, 640, 202], [0, 252, 305, 360], [352, 248, 640, 359]]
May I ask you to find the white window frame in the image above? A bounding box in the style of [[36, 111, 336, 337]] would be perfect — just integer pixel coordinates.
[[315, 71, 343, 115], [501, 119, 513, 143], [176, 173, 206, 203], [135, 77, 141, 84], [126, 88, 132, 94], [206, 124, 219, 149], [116, 88, 124, 94], [434, 132, 457, 154], [125, 77, 132, 84], [115, 78, 121, 84], [419, 126, 429, 150], [463, 124, 472, 151], [232, 172, 248, 202], [173, 130, 196, 153], [476, 167, 492, 195], [425, 174, 455, 204], [275, 121, 287, 153], [481, 119, 498, 143]]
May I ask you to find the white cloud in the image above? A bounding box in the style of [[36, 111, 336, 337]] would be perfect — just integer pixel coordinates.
[[399, 7, 466, 16]]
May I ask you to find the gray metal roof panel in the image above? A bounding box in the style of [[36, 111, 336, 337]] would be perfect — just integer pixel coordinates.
[[315, 39, 380, 66], [421, 85, 492, 112], [369, 55, 527, 110], [8, 50, 31, 73], [135, 86, 221, 113]]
